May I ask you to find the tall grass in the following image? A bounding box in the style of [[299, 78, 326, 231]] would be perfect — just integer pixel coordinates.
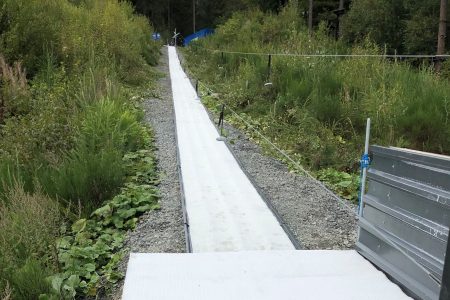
[[40, 100, 146, 213], [0, 184, 60, 299], [185, 5, 450, 172]]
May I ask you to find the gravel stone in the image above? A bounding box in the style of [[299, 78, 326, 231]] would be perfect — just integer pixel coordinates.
[[109, 48, 185, 299], [220, 121, 358, 250]]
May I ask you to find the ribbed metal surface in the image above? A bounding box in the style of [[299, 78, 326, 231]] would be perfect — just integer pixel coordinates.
[[356, 146, 450, 300]]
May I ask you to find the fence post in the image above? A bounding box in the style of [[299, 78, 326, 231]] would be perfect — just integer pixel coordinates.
[[359, 118, 371, 217], [216, 104, 226, 141], [267, 54, 272, 79], [440, 228, 450, 299]]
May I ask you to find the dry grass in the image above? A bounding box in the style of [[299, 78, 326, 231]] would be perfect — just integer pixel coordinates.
[[0, 55, 29, 123], [0, 282, 12, 300], [0, 183, 60, 266]]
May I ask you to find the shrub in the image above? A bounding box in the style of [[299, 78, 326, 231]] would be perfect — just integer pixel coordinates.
[[77, 100, 146, 154], [40, 99, 145, 213], [48, 146, 125, 214], [0, 0, 158, 83]]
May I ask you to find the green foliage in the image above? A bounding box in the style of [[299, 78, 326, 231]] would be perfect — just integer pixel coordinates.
[[185, 4, 450, 201], [341, 0, 406, 52], [0, 0, 161, 297], [42, 140, 160, 299], [316, 168, 360, 202], [10, 259, 52, 300], [39, 100, 148, 212], [0, 0, 159, 81]]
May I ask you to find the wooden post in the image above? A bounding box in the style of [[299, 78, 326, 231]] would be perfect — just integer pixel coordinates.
[[308, 0, 313, 35], [267, 54, 272, 79], [436, 0, 447, 72]]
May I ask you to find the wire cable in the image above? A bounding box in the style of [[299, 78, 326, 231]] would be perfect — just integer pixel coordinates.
[[199, 47, 450, 59], [198, 81, 357, 216]]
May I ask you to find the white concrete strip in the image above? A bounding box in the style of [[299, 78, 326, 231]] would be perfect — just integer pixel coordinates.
[[167, 46, 293, 252], [122, 250, 411, 300]]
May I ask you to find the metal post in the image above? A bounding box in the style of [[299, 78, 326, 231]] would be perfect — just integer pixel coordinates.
[[440, 227, 450, 299], [195, 80, 199, 94], [267, 54, 272, 79], [216, 104, 226, 141], [218, 104, 225, 134], [359, 118, 371, 216]]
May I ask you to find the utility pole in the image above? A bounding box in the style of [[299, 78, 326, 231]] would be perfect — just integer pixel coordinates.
[[436, 0, 447, 72], [193, 0, 196, 34], [308, 0, 313, 35]]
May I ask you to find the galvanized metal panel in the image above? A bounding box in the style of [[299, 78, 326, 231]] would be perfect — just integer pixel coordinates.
[[357, 145, 450, 300]]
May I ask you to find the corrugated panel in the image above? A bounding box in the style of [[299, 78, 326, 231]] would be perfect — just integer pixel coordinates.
[[356, 146, 450, 300]]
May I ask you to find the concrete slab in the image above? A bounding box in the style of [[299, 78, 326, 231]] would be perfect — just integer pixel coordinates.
[[168, 46, 293, 252], [122, 250, 411, 300]]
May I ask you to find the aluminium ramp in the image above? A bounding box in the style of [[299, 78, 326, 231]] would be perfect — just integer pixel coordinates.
[[122, 250, 411, 300], [167, 46, 293, 252]]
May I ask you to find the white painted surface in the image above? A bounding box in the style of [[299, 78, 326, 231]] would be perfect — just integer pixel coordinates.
[[167, 46, 293, 252], [122, 250, 411, 300]]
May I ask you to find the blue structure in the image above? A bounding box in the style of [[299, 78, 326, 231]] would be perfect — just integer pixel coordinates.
[[152, 32, 161, 41], [184, 28, 214, 46]]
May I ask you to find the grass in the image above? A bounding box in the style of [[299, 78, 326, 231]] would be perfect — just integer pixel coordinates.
[[183, 4, 449, 202], [0, 185, 61, 298]]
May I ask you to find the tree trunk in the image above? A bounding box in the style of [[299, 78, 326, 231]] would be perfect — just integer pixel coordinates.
[[308, 0, 313, 35], [436, 0, 447, 72], [193, 0, 196, 34], [337, 0, 345, 38]]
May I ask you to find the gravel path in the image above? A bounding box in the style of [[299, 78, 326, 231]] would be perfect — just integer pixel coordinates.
[[110, 48, 185, 299], [178, 50, 357, 250], [125, 48, 185, 255], [221, 123, 358, 249]]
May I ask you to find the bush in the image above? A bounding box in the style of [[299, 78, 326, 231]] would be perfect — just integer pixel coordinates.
[[41, 100, 145, 213], [0, 0, 159, 83]]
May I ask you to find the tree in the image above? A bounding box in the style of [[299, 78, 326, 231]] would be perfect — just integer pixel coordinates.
[[341, 0, 406, 52]]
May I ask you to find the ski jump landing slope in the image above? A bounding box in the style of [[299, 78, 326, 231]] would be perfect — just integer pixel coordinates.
[[121, 47, 410, 300], [166, 45, 294, 252]]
